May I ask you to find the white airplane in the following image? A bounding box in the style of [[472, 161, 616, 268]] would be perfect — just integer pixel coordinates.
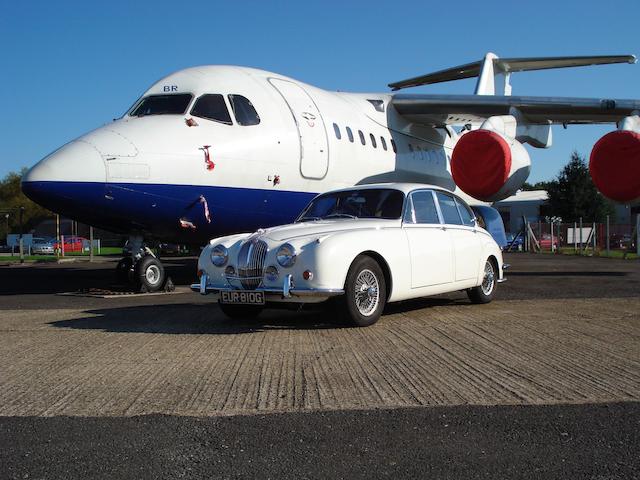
[[22, 53, 640, 291]]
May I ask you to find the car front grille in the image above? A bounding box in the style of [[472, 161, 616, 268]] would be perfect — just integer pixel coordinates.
[[236, 236, 268, 289]]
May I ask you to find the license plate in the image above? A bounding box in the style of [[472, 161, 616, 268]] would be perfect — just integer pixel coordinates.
[[220, 290, 265, 305]]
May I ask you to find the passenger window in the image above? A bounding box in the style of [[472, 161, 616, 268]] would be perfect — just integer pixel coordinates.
[[346, 126, 354, 143], [436, 192, 463, 225], [455, 197, 476, 227], [190, 94, 232, 124], [390, 139, 397, 153], [370, 134, 377, 148], [406, 191, 440, 224], [358, 130, 366, 145], [228, 95, 260, 126], [380, 137, 387, 151], [333, 123, 341, 140]]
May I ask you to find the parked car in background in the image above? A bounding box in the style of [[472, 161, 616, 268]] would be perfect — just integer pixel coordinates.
[[32, 237, 56, 254], [611, 233, 635, 249], [158, 243, 183, 255], [54, 236, 89, 253], [539, 233, 560, 250], [193, 183, 505, 327], [503, 233, 524, 251]]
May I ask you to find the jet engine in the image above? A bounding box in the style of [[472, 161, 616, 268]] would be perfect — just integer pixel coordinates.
[[451, 129, 531, 202], [589, 129, 640, 204]]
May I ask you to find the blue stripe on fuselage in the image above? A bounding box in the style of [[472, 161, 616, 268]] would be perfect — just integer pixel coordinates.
[[21, 181, 317, 243]]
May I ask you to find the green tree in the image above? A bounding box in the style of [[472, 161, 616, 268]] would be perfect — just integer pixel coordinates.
[[545, 151, 615, 223], [521, 180, 554, 191], [0, 169, 53, 238]]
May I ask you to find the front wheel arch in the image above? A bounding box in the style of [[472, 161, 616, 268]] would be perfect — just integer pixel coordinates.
[[353, 251, 393, 300]]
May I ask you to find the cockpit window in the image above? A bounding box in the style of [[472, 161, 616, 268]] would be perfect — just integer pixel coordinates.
[[228, 95, 260, 126], [130, 94, 192, 117], [191, 94, 233, 124]]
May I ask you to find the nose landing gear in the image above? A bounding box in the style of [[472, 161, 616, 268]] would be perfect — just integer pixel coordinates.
[[116, 236, 173, 293]]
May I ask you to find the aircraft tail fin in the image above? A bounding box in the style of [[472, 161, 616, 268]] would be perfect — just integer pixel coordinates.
[[388, 53, 636, 95]]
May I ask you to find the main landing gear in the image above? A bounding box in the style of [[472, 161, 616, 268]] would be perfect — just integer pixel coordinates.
[[116, 236, 173, 292]]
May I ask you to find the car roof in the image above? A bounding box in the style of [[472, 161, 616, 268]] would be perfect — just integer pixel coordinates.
[[321, 183, 453, 196]]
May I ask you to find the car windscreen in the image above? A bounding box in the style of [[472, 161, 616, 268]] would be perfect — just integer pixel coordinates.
[[297, 189, 405, 221], [129, 94, 193, 117]]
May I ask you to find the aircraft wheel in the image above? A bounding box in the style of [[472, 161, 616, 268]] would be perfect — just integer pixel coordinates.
[[115, 257, 133, 284], [135, 255, 166, 292]]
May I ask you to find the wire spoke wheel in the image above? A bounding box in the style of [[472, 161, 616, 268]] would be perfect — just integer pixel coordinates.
[[353, 268, 380, 317], [481, 260, 495, 296], [343, 256, 387, 327]]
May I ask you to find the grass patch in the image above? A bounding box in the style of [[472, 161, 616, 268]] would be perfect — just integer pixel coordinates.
[[537, 247, 638, 260]]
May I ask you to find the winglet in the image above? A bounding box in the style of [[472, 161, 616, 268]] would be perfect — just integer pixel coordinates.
[[388, 54, 637, 93]]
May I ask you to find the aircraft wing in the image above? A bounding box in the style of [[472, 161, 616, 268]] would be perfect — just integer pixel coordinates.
[[390, 94, 640, 127]]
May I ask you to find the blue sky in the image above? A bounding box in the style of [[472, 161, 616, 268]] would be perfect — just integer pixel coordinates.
[[1, 0, 639, 183]]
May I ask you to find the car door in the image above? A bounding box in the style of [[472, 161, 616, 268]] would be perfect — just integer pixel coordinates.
[[434, 191, 482, 282], [403, 189, 455, 288]]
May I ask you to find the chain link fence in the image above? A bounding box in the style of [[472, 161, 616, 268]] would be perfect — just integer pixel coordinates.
[[505, 215, 639, 258]]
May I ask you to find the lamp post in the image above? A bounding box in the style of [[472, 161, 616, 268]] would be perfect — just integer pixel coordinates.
[[19, 206, 25, 263], [4, 213, 8, 239]]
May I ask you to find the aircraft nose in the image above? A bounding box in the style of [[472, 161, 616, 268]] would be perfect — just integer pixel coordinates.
[[22, 140, 106, 210]]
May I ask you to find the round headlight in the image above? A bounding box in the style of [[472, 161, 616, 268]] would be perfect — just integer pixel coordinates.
[[276, 243, 296, 268], [210, 244, 228, 267]]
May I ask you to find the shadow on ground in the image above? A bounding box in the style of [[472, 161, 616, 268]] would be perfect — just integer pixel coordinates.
[[47, 297, 466, 334], [0, 258, 198, 295]]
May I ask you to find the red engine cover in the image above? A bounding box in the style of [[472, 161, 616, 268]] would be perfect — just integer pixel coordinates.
[[451, 130, 512, 201], [589, 130, 640, 203]]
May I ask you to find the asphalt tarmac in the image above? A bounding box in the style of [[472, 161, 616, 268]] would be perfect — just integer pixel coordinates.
[[0, 253, 639, 479]]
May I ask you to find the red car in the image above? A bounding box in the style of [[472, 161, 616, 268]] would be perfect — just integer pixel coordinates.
[[539, 233, 560, 250], [54, 236, 89, 253]]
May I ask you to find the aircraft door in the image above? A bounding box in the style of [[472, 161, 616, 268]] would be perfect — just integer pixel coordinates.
[[269, 79, 328, 179]]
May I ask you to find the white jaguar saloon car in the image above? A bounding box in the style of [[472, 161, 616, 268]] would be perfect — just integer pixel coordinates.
[[192, 183, 506, 326]]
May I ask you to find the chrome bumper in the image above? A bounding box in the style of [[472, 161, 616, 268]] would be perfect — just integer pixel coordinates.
[[497, 263, 509, 283], [191, 274, 344, 299]]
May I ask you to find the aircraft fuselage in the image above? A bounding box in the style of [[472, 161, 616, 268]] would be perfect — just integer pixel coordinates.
[[22, 65, 463, 243]]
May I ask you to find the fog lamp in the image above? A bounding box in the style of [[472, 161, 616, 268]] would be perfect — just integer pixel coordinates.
[[265, 265, 279, 281]]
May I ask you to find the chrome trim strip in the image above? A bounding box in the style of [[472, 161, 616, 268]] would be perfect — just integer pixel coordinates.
[[190, 283, 344, 298]]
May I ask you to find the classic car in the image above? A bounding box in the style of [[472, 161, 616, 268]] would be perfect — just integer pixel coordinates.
[[192, 183, 506, 327]]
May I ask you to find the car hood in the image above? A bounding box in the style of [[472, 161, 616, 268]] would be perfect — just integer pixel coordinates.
[[262, 218, 400, 242]]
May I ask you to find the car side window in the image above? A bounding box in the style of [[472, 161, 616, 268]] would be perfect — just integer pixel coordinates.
[[454, 197, 475, 227], [435, 192, 463, 225], [406, 190, 440, 224]]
